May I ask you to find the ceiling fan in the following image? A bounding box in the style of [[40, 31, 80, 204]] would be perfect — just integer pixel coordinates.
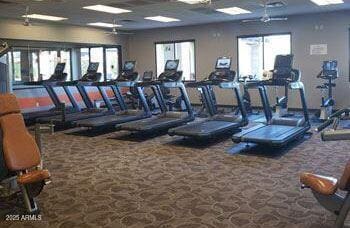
[[105, 19, 133, 36], [242, 1, 288, 23], [23, 6, 33, 26]]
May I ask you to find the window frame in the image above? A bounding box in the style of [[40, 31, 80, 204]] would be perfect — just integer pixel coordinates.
[[237, 32, 292, 80], [7, 47, 73, 82], [154, 39, 196, 82], [79, 45, 122, 81]]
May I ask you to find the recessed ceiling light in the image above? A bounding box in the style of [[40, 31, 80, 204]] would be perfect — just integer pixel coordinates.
[[177, 0, 205, 4], [22, 14, 67, 21], [216, 7, 251, 15], [145, 16, 180, 23], [309, 0, 344, 6], [87, 22, 122, 28], [83, 5, 131, 14]]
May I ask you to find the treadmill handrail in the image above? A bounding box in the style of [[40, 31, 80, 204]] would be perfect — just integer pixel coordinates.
[[185, 80, 212, 88], [91, 81, 116, 86], [135, 81, 162, 87], [57, 80, 80, 86], [329, 108, 350, 119], [316, 118, 334, 132]]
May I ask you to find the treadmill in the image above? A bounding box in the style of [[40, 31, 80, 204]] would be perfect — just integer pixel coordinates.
[[118, 60, 195, 133], [168, 57, 248, 139], [22, 63, 77, 120], [74, 61, 152, 129], [316, 108, 350, 141], [232, 55, 311, 148], [38, 62, 113, 125]]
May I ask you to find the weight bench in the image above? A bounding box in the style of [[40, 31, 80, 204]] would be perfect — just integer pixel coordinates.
[[300, 160, 350, 227], [0, 94, 51, 213]]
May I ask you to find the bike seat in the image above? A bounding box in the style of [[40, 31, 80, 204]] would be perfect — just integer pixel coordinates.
[[300, 172, 338, 195]]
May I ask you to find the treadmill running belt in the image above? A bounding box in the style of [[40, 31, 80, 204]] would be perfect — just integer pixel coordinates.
[[39, 111, 106, 123], [121, 117, 187, 132], [169, 120, 239, 138], [23, 110, 57, 120], [240, 125, 307, 145], [76, 114, 145, 128]]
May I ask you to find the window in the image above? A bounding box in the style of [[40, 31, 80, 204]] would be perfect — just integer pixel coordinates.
[[106, 48, 119, 80], [155, 40, 196, 81], [238, 34, 291, 80], [90, 47, 104, 75], [80, 48, 90, 74], [7, 47, 72, 82], [12, 51, 21, 82], [39, 51, 58, 80], [60, 50, 71, 80], [80, 46, 121, 81], [31, 52, 39, 81]]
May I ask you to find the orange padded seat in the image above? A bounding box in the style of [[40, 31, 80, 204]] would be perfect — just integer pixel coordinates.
[[0, 94, 41, 171], [0, 94, 21, 116], [300, 173, 338, 195], [17, 169, 50, 185]]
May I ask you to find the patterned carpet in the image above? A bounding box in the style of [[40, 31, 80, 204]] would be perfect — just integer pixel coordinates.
[[0, 124, 349, 228]]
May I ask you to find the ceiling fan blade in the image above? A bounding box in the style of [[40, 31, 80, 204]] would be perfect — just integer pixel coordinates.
[[269, 17, 288, 21], [242, 18, 262, 23]]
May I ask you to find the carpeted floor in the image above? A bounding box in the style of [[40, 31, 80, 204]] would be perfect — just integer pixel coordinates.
[[0, 125, 349, 227]]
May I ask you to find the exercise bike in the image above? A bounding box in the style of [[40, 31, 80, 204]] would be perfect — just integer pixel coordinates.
[[315, 60, 339, 121], [301, 109, 350, 227]]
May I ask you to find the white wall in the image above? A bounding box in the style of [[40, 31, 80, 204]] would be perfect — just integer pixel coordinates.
[[127, 10, 350, 109], [0, 18, 128, 59]]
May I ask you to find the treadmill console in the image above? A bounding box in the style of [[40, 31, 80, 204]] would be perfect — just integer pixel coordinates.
[[81, 62, 102, 82], [158, 60, 183, 82], [50, 63, 67, 81], [118, 61, 139, 82], [320, 60, 338, 80], [208, 57, 236, 82], [272, 55, 299, 83], [142, 71, 153, 82]]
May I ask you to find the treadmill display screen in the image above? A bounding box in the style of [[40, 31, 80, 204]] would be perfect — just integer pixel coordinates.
[[124, 61, 136, 71], [87, 62, 99, 73], [323, 60, 337, 71], [216, 58, 231, 69], [165, 60, 179, 71], [143, 71, 153, 81], [54, 63, 66, 74]]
